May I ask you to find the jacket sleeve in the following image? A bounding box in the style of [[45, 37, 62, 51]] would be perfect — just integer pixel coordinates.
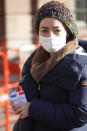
[[79, 40, 87, 51], [19, 51, 39, 102], [29, 65, 87, 129]]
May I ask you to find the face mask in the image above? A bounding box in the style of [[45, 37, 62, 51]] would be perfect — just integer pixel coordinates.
[[39, 35, 66, 52]]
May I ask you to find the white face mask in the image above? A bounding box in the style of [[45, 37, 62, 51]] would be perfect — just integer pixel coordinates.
[[39, 35, 66, 52]]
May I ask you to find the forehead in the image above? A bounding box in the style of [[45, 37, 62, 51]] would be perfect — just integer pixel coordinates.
[[39, 18, 64, 28]]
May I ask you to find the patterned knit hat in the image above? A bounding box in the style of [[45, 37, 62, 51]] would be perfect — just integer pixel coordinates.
[[35, 0, 78, 41]]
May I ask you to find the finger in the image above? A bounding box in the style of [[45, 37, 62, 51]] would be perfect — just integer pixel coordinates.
[[9, 99, 13, 104], [9, 101, 15, 109], [9, 104, 15, 110], [14, 103, 27, 112], [9, 101, 13, 106], [9, 105, 17, 114], [20, 110, 28, 119], [14, 107, 23, 114], [10, 109, 15, 114], [9, 100, 15, 108], [20, 111, 24, 119], [10, 105, 15, 112], [20, 113, 25, 119], [14, 103, 24, 110], [9, 106, 16, 115], [20, 116, 24, 119]]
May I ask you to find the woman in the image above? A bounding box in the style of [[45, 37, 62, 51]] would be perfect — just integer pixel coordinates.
[[11, 1, 87, 131]]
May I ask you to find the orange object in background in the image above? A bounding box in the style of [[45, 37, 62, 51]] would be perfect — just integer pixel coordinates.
[[0, 39, 22, 131], [32, 35, 40, 49], [0, 38, 39, 131]]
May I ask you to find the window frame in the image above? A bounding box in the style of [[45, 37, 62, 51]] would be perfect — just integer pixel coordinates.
[[73, 0, 87, 28]]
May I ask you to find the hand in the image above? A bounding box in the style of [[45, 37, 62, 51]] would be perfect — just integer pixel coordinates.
[[9, 99, 16, 114], [9, 99, 31, 119], [13, 102, 31, 119]]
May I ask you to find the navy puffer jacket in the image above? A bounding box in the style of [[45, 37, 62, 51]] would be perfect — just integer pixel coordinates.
[[18, 40, 87, 131]]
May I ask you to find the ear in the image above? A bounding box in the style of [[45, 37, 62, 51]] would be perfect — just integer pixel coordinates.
[[35, 33, 38, 36], [66, 33, 69, 38]]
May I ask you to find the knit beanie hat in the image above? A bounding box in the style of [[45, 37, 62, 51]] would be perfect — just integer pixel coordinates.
[[35, 0, 78, 41]]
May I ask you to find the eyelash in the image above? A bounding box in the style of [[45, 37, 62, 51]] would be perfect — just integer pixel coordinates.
[[54, 30, 60, 32], [40, 29, 60, 33], [41, 30, 48, 33]]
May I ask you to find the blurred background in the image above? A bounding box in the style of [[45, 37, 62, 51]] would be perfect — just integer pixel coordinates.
[[0, 0, 87, 131]]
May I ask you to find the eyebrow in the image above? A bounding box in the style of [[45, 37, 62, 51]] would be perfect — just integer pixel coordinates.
[[53, 26, 60, 29], [39, 27, 48, 29], [40, 26, 60, 29]]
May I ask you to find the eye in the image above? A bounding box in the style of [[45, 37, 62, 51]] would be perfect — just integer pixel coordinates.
[[41, 29, 48, 33], [54, 29, 60, 32]]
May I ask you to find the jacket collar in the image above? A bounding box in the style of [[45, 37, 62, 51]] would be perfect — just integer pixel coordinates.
[[31, 39, 79, 83]]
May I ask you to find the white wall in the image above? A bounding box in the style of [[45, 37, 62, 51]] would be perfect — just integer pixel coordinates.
[[5, 0, 32, 48]]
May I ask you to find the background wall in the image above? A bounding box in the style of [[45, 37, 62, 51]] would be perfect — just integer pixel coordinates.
[[5, 0, 32, 48], [0, 0, 5, 43], [0, 0, 86, 49]]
